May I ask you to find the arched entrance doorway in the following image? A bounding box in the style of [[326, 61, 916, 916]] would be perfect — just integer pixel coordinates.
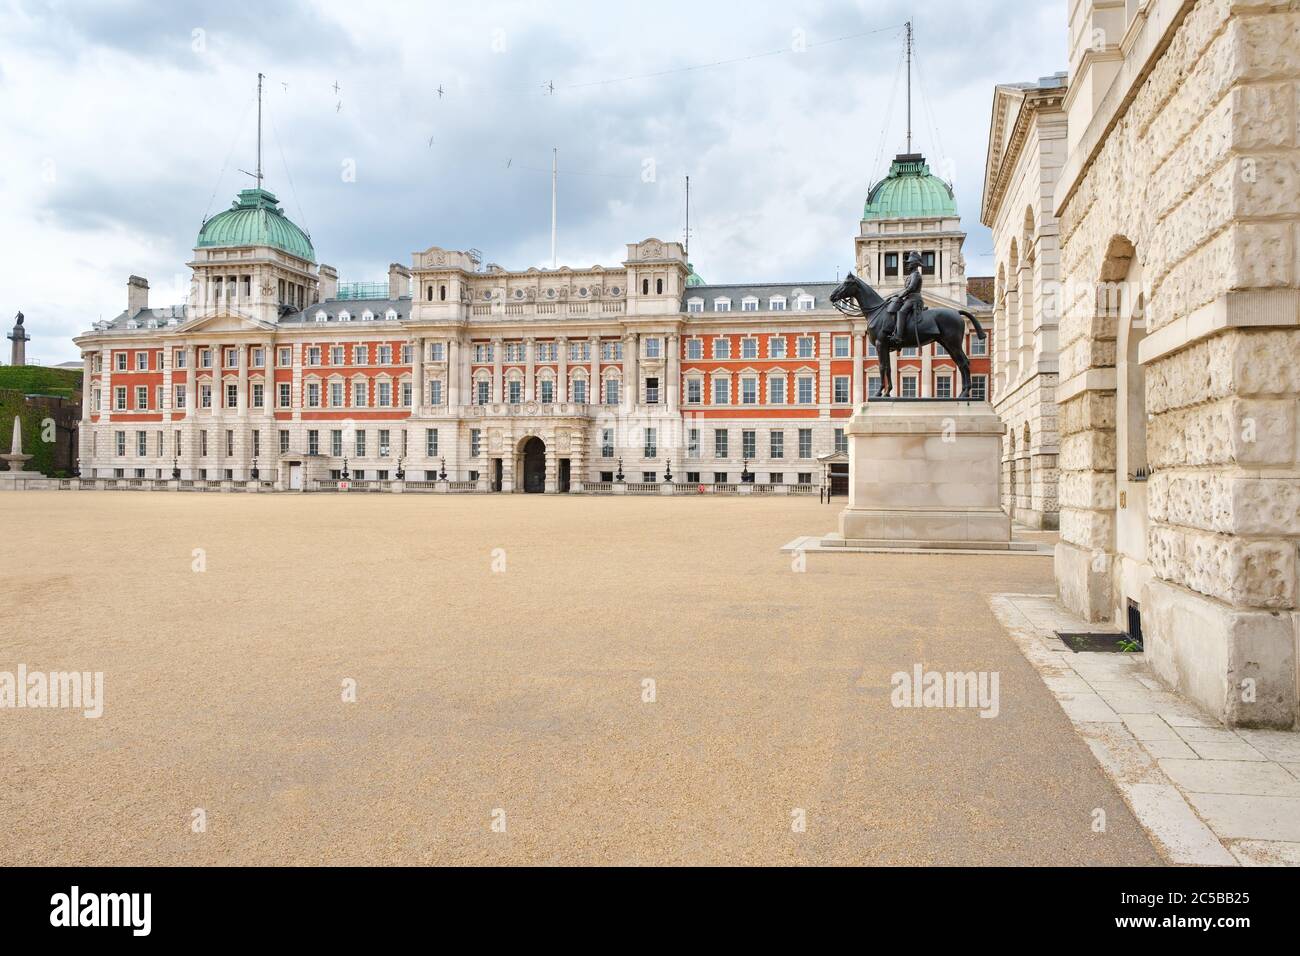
[[521, 436, 546, 493]]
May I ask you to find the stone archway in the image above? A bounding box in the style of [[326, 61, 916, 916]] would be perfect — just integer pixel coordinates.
[[520, 436, 546, 493]]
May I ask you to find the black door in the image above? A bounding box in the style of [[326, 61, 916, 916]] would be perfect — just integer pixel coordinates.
[[830, 463, 849, 497], [557, 458, 570, 493], [492, 458, 503, 492], [522, 437, 546, 493]]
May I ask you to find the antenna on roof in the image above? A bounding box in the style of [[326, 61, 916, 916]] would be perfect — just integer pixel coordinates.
[[237, 73, 265, 189], [684, 175, 691, 260], [550, 147, 558, 269]]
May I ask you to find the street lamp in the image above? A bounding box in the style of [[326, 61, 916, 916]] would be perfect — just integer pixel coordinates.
[[663, 457, 673, 483], [171, 457, 180, 480], [73, 456, 81, 478], [341, 457, 350, 481], [741, 459, 752, 483], [395, 456, 405, 481], [438, 456, 447, 481], [615, 457, 624, 483], [250, 457, 259, 481]]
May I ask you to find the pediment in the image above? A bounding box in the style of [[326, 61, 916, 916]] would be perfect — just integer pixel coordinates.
[[177, 312, 275, 334]]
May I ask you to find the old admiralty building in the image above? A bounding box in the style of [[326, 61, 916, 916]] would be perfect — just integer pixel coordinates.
[[74, 154, 991, 492]]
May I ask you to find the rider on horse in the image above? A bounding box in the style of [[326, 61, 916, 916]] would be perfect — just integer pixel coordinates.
[[885, 251, 925, 346]]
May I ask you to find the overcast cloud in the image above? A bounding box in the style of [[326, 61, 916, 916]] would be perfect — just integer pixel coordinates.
[[0, 0, 1067, 363]]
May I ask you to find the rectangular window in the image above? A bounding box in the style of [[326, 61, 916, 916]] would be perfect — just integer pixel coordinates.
[[797, 376, 814, 404], [769, 377, 785, 404], [379, 345, 392, 365], [353, 345, 367, 365], [115, 352, 127, 371], [572, 379, 587, 404], [114, 386, 127, 410], [355, 430, 367, 457], [331, 346, 345, 366], [644, 427, 657, 458], [834, 428, 847, 454], [429, 380, 443, 405], [901, 376, 918, 398], [742, 429, 756, 459], [278, 347, 292, 367], [770, 431, 784, 459], [401, 344, 412, 364], [741, 338, 758, 359], [136, 431, 147, 456], [378, 382, 392, 407], [569, 341, 590, 362], [714, 429, 728, 458], [769, 336, 787, 358], [644, 338, 661, 359], [226, 383, 238, 408], [200, 384, 212, 408], [602, 379, 617, 406], [601, 429, 614, 458], [798, 428, 813, 459], [224, 348, 236, 368], [401, 382, 412, 407], [686, 339, 702, 360], [135, 386, 148, 409], [884, 252, 899, 277], [470, 428, 481, 457], [741, 378, 757, 404], [742, 299, 757, 312], [833, 336, 850, 358], [970, 375, 988, 401], [645, 377, 659, 404], [426, 428, 439, 457], [252, 348, 264, 368], [935, 376, 953, 399], [540, 379, 554, 404], [252, 430, 261, 458], [921, 250, 936, 276], [508, 380, 522, 404], [136, 352, 148, 371], [279, 430, 289, 454], [712, 378, 729, 405], [353, 381, 368, 408], [970, 334, 987, 357], [225, 429, 234, 457], [769, 472, 783, 484], [252, 383, 264, 408], [174, 385, 185, 409], [833, 376, 850, 404], [428, 342, 445, 362], [797, 336, 815, 358], [200, 349, 212, 369], [713, 337, 731, 359], [379, 430, 391, 457], [686, 379, 701, 404], [308, 430, 319, 455], [307, 382, 321, 407], [476, 380, 490, 405], [331, 430, 343, 457], [330, 382, 344, 407], [278, 382, 291, 407], [868, 375, 882, 397], [308, 347, 321, 366], [713, 472, 728, 484], [115, 431, 125, 455], [173, 349, 186, 369], [687, 428, 700, 459]]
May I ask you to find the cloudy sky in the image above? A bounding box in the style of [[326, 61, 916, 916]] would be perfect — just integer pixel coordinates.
[[1, 0, 1066, 363]]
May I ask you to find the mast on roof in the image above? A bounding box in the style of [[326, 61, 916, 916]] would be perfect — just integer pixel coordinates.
[[905, 21, 913, 154], [238, 73, 265, 190]]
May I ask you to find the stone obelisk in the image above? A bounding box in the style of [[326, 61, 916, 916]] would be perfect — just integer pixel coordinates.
[[2, 414, 43, 480]]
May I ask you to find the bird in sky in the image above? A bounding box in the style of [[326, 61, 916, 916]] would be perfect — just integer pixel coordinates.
[[428, 135, 435, 147], [335, 101, 342, 113], [332, 81, 341, 94], [544, 80, 555, 95], [436, 85, 445, 99]]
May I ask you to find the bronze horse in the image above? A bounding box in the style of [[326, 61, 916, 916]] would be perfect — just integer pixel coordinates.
[[829, 272, 987, 398]]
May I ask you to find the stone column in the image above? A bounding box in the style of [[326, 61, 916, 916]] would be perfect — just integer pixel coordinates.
[[588, 335, 599, 403], [666, 333, 680, 412], [920, 344, 933, 398], [624, 332, 639, 410], [491, 337, 503, 403], [448, 338, 461, 406], [237, 342, 249, 417], [525, 336, 536, 401], [852, 328, 864, 404], [557, 336, 569, 403], [411, 336, 425, 415]]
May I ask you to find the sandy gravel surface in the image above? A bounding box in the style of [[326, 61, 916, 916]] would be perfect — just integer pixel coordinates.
[[0, 492, 1160, 865]]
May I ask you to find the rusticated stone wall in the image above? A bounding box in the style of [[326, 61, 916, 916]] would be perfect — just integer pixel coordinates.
[[1055, 0, 1300, 727]]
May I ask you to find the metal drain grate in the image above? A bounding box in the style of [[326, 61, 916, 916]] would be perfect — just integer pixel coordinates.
[[1055, 631, 1137, 653]]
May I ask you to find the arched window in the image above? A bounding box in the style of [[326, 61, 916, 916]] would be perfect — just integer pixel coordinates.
[[439, 284, 447, 301], [426, 285, 433, 301], [642, 278, 649, 295], [656, 278, 663, 294]]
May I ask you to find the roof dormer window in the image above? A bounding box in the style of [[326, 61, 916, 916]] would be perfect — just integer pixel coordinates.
[[713, 298, 731, 312], [769, 296, 786, 311], [315, 310, 329, 322]]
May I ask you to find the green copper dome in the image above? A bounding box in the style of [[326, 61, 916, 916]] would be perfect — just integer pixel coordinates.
[[863, 153, 957, 220], [197, 188, 315, 262], [686, 262, 705, 287]]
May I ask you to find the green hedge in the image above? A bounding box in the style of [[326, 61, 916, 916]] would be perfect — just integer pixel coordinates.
[[0, 388, 70, 477], [0, 365, 81, 399]]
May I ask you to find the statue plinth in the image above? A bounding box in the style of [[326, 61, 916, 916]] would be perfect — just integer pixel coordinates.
[[823, 400, 1027, 551], [0, 414, 44, 482]]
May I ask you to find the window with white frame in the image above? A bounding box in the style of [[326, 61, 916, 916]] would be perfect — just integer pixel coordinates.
[[278, 346, 292, 366], [741, 296, 758, 312], [687, 428, 700, 458], [114, 386, 126, 410], [833, 335, 850, 357], [136, 431, 147, 456], [569, 341, 590, 362], [901, 376, 918, 398], [685, 338, 702, 360], [601, 429, 614, 458], [644, 337, 661, 359], [330, 382, 344, 407], [769, 336, 787, 358], [377, 381, 393, 407], [307, 382, 321, 407], [687, 299, 703, 313], [475, 380, 490, 405], [331, 430, 343, 457], [136, 352, 148, 371], [970, 333, 987, 356], [741, 337, 758, 359], [834, 428, 848, 454], [428, 342, 445, 361], [603, 378, 618, 405], [713, 337, 731, 359], [797, 376, 814, 404], [798, 428, 813, 458], [643, 427, 657, 458], [378, 344, 393, 364], [768, 375, 786, 404], [136, 385, 148, 409], [935, 375, 953, 398], [796, 336, 815, 358], [540, 378, 554, 403], [355, 430, 367, 456], [115, 352, 127, 371], [200, 383, 212, 408], [508, 380, 522, 403], [685, 378, 702, 404], [505, 342, 524, 362], [572, 377, 588, 404], [173, 349, 186, 369], [970, 375, 988, 401], [600, 340, 622, 361], [770, 430, 784, 458], [307, 347, 321, 366], [174, 385, 185, 409], [742, 429, 756, 458], [712, 377, 729, 405], [868, 375, 882, 397], [714, 429, 728, 458], [426, 428, 439, 456], [353, 380, 368, 407], [713, 298, 731, 312], [115, 431, 125, 455], [796, 294, 815, 310], [225, 383, 237, 408], [252, 383, 264, 408], [740, 377, 758, 404], [429, 380, 443, 405], [200, 349, 212, 368], [833, 376, 850, 403], [330, 345, 344, 365], [769, 296, 786, 311]]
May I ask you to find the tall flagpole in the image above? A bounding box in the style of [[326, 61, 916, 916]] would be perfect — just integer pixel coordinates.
[[551, 147, 557, 268], [684, 175, 690, 260], [905, 22, 913, 154], [256, 72, 264, 188]]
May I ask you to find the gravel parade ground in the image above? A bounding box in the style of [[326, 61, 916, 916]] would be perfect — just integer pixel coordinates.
[[0, 493, 1161, 865]]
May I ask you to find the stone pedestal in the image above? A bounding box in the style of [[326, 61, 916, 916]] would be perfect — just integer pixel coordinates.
[[832, 400, 1016, 551]]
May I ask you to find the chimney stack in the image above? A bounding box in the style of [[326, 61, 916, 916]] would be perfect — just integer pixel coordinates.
[[388, 263, 411, 300], [127, 275, 149, 317], [318, 265, 338, 302]]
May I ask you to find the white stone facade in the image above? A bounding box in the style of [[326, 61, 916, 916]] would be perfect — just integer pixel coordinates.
[[1051, 0, 1300, 727], [981, 75, 1069, 529]]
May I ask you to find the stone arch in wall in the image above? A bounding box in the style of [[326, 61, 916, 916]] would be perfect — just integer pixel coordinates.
[[1112, 243, 1151, 633]]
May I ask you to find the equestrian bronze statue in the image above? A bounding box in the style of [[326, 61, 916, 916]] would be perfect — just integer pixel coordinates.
[[830, 254, 987, 399]]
